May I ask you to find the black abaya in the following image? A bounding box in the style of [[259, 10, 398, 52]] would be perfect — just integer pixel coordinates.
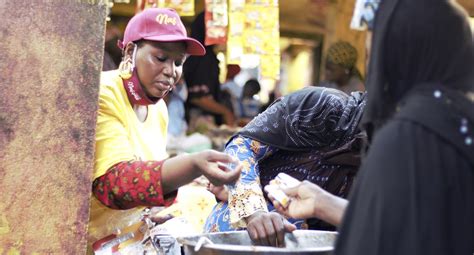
[[335, 0, 474, 253], [336, 86, 474, 254]]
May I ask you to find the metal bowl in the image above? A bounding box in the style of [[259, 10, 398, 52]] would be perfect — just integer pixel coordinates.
[[177, 230, 337, 255]]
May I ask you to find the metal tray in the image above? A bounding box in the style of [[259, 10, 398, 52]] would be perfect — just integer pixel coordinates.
[[177, 230, 337, 255]]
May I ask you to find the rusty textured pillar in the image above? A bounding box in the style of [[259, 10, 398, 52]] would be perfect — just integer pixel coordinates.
[[0, 1, 106, 253]]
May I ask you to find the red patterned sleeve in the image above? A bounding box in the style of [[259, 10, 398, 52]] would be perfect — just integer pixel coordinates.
[[92, 160, 177, 209]]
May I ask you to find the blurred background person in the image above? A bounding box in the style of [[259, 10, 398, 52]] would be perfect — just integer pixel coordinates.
[[221, 64, 243, 120], [321, 41, 365, 95], [238, 78, 263, 121], [221, 64, 243, 100], [184, 12, 236, 128], [165, 76, 188, 139], [102, 19, 122, 71]]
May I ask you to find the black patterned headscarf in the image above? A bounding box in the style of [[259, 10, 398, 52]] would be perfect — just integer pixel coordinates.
[[236, 87, 367, 151]]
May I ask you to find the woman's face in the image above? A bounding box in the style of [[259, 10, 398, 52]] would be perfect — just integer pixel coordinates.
[[133, 41, 187, 99]]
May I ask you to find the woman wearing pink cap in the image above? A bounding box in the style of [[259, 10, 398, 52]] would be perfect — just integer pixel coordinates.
[[88, 8, 242, 250]]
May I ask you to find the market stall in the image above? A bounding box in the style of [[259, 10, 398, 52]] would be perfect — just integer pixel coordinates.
[[2, 0, 473, 254]]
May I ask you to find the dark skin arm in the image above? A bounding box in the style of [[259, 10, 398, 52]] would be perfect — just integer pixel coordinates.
[[245, 181, 349, 247], [161, 150, 242, 194], [245, 211, 296, 247], [206, 185, 296, 247], [190, 95, 235, 127]]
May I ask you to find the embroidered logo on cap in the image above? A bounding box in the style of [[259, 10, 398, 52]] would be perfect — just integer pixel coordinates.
[[156, 14, 177, 25]]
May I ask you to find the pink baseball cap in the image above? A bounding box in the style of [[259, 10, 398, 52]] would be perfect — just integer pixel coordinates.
[[120, 8, 205, 56]]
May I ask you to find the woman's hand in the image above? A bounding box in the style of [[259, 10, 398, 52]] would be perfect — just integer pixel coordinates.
[[264, 181, 347, 227], [192, 150, 242, 186], [207, 184, 229, 202], [265, 181, 320, 219], [161, 150, 241, 194], [245, 211, 296, 247]]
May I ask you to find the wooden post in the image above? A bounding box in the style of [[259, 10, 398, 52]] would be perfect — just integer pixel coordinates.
[[0, 1, 106, 253]]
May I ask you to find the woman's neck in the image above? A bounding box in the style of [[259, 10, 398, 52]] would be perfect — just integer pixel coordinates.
[[133, 104, 148, 122], [337, 75, 352, 88]]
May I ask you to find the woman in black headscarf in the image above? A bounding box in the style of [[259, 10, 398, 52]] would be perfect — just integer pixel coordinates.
[[337, 0, 474, 254], [204, 87, 367, 246], [267, 0, 473, 254]]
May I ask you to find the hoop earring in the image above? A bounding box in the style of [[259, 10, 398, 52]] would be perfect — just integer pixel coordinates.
[[118, 44, 137, 80]]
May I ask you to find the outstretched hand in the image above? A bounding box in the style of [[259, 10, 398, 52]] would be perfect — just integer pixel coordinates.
[[264, 180, 347, 227], [265, 180, 322, 219], [193, 150, 242, 186]]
